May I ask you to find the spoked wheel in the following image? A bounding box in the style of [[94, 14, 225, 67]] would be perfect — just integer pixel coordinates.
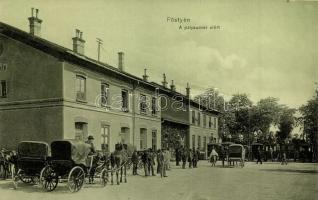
[[40, 166, 58, 191], [20, 176, 34, 184], [12, 167, 19, 189], [67, 166, 85, 193], [100, 168, 108, 187], [0, 164, 5, 179]]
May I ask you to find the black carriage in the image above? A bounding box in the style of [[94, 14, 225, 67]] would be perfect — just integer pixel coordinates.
[[228, 144, 245, 167], [12, 141, 49, 189], [40, 140, 108, 192]]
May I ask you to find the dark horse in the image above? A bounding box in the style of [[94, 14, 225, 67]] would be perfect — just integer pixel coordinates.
[[0, 149, 17, 179], [110, 143, 129, 185], [87, 152, 110, 184]]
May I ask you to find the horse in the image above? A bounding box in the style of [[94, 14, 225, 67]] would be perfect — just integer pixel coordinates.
[[86, 151, 111, 184], [0, 149, 16, 179], [110, 143, 129, 185]]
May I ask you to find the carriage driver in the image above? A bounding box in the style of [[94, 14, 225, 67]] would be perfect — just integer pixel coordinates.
[[85, 135, 96, 155]]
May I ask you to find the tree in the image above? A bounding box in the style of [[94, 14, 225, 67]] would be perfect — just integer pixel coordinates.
[[250, 97, 282, 137], [299, 85, 318, 160], [276, 106, 296, 144], [228, 93, 253, 143]]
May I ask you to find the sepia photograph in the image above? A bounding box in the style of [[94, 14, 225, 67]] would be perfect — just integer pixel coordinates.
[[0, 0, 317, 200]]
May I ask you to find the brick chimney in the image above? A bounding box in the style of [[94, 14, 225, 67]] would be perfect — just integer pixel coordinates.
[[118, 52, 124, 71], [162, 73, 168, 88], [28, 8, 42, 36], [170, 80, 176, 91], [72, 29, 85, 55], [186, 82, 191, 97], [143, 68, 149, 81]]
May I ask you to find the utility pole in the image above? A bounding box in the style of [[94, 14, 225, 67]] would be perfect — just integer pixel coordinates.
[[96, 38, 103, 62]]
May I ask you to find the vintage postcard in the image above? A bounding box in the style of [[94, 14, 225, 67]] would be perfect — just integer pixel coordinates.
[[0, 0, 317, 200]]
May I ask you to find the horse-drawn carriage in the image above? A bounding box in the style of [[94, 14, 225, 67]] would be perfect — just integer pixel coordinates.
[[228, 144, 245, 167], [12, 141, 50, 189], [40, 140, 109, 192]]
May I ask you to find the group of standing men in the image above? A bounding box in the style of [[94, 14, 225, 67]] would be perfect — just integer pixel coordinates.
[[131, 148, 170, 178], [175, 146, 201, 169]]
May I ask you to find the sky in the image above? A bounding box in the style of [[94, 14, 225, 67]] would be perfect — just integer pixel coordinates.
[[0, 0, 317, 108]]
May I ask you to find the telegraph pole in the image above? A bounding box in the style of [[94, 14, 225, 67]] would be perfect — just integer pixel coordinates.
[[96, 38, 103, 62]]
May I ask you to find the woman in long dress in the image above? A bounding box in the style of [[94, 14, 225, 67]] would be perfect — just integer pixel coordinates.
[[209, 148, 219, 167]]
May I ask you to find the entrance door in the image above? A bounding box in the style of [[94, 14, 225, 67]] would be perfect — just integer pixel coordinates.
[[140, 128, 147, 150]]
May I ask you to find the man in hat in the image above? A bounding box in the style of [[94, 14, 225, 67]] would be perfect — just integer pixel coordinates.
[[141, 149, 149, 177], [85, 135, 96, 184], [148, 148, 155, 176], [85, 135, 96, 155]]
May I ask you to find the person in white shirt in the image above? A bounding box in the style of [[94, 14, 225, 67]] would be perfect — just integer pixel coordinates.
[[209, 147, 219, 167]]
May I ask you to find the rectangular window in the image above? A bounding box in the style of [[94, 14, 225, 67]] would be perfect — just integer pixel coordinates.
[[76, 75, 86, 101], [122, 90, 129, 112], [203, 136, 207, 151], [209, 116, 212, 128], [192, 110, 195, 124], [140, 94, 147, 113], [209, 136, 213, 143], [152, 130, 157, 150], [198, 112, 201, 126], [75, 122, 87, 141], [101, 83, 109, 107], [120, 127, 130, 144], [198, 136, 201, 150], [203, 114, 206, 127], [214, 117, 217, 129], [151, 97, 157, 115], [0, 80, 7, 98], [192, 135, 195, 149], [101, 126, 110, 152]]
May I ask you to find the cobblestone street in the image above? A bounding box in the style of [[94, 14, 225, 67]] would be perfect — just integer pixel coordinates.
[[0, 161, 317, 200]]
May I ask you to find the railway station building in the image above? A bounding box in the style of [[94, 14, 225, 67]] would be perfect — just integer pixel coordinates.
[[0, 10, 220, 154]]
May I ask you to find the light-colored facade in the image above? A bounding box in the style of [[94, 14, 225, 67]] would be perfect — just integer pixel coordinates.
[[0, 11, 218, 153], [189, 106, 219, 153], [0, 21, 161, 151]]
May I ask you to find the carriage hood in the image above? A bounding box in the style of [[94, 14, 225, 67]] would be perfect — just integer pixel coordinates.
[[17, 141, 49, 159], [51, 140, 91, 165]]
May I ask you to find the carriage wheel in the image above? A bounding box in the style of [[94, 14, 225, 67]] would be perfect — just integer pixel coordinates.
[[12, 167, 19, 189], [0, 164, 5, 179], [67, 166, 85, 193], [20, 176, 33, 183], [100, 168, 108, 187], [40, 166, 58, 191]]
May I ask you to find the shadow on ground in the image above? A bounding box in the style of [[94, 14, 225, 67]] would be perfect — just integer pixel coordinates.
[[0, 181, 71, 194], [261, 169, 318, 174]]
